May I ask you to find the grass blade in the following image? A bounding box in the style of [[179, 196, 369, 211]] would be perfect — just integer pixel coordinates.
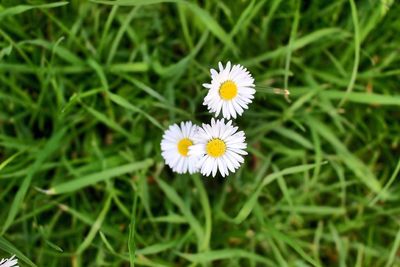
[[291, 88, 400, 106], [90, 0, 236, 52], [233, 162, 324, 224], [385, 227, 400, 267], [0, 2, 68, 20], [129, 192, 138, 267], [107, 92, 163, 130], [2, 129, 66, 234], [307, 117, 382, 193], [46, 159, 153, 195], [0, 151, 22, 172], [178, 249, 272, 265], [0, 236, 37, 267], [244, 28, 344, 65], [192, 174, 211, 251], [76, 195, 112, 254], [156, 177, 204, 249], [338, 0, 360, 107]]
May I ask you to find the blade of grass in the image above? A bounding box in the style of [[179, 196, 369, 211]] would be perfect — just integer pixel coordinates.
[[76, 194, 112, 254], [107, 7, 138, 64], [385, 227, 400, 267], [0, 236, 37, 267], [98, 5, 119, 56], [18, 39, 84, 65], [90, 0, 236, 52], [2, 128, 66, 234], [120, 75, 167, 103], [45, 159, 153, 194], [99, 231, 116, 254], [338, 0, 361, 107], [107, 91, 163, 130], [0, 151, 22, 172], [155, 177, 204, 250], [262, 222, 320, 267], [58, 204, 124, 239], [329, 223, 347, 267], [177, 249, 272, 265], [129, 190, 138, 267], [283, 0, 299, 93], [276, 205, 345, 215], [307, 117, 382, 193], [192, 174, 211, 252], [107, 62, 148, 73], [272, 126, 313, 150], [370, 158, 400, 205], [233, 162, 324, 224], [291, 88, 400, 106], [0, 2, 68, 20], [136, 240, 179, 255], [244, 28, 345, 65], [83, 104, 136, 142]]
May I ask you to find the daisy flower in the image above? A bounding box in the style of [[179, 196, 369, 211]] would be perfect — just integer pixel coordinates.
[[0, 255, 18, 267], [161, 121, 199, 174], [189, 118, 247, 177], [203, 61, 255, 119]]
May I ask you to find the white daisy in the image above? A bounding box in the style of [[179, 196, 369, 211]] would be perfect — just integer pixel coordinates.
[[0, 255, 19, 267], [161, 121, 199, 174], [203, 61, 255, 119], [189, 118, 247, 177]]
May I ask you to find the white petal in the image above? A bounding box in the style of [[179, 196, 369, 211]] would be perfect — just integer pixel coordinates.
[[212, 159, 218, 177], [203, 62, 255, 119], [161, 121, 200, 174]]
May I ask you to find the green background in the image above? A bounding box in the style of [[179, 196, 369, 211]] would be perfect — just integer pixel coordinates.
[[1, 0, 400, 266]]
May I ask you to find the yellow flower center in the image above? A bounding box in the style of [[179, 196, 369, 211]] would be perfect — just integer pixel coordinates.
[[206, 138, 226, 158], [177, 138, 193, 156], [219, 80, 238, 100]]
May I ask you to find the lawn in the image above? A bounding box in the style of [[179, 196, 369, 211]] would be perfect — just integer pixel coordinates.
[[1, 0, 400, 266]]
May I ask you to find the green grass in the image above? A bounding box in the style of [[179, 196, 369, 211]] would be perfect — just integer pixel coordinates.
[[1, 0, 400, 266]]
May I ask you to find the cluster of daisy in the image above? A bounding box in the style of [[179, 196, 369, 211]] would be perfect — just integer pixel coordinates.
[[161, 62, 255, 177]]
